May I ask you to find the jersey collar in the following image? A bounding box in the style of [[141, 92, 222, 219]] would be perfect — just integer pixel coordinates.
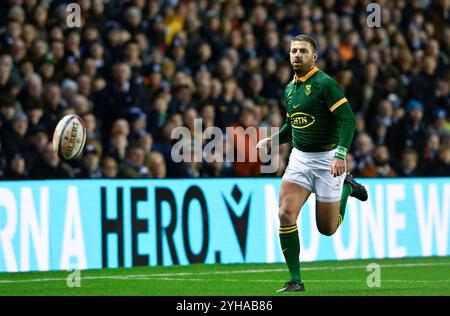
[[294, 66, 319, 83]]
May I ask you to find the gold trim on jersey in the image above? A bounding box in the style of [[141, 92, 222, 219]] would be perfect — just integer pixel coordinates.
[[294, 66, 319, 82], [329, 98, 348, 112]]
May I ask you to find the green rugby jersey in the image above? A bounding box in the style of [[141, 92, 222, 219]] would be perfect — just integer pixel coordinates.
[[276, 66, 356, 152]]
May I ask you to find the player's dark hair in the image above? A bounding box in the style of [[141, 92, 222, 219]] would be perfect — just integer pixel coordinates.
[[292, 34, 317, 53]]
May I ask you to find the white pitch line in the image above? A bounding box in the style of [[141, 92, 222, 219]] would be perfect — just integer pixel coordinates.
[[135, 278, 450, 284], [0, 262, 449, 285], [3, 277, 449, 285], [149, 262, 450, 277]]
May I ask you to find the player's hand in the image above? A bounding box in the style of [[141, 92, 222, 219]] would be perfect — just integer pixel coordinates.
[[330, 157, 346, 177], [256, 137, 272, 151]]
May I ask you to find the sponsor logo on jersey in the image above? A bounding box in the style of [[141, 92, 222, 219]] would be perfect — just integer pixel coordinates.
[[290, 112, 315, 129]]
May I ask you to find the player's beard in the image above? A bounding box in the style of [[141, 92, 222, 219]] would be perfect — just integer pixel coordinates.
[[292, 59, 314, 76]]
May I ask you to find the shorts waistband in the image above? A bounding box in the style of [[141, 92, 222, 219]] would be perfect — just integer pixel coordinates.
[[292, 147, 336, 157], [294, 144, 337, 152]]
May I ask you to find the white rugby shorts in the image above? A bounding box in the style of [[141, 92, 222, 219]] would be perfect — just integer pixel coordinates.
[[282, 147, 346, 202]]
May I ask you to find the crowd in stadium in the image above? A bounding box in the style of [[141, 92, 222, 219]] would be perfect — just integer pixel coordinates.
[[0, 0, 449, 180]]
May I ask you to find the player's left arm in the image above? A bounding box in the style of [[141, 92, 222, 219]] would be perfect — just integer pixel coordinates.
[[322, 77, 356, 175]]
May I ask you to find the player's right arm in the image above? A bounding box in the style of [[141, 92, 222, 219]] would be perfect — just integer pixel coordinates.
[[256, 87, 292, 150]]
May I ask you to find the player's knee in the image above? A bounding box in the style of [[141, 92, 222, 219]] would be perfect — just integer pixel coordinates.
[[278, 205, 296, 226], [278, 209, 291, 225], [317, 223, 337, 236]]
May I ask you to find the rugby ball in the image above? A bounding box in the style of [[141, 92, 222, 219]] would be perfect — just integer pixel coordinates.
[[52, 114, 87, 160]]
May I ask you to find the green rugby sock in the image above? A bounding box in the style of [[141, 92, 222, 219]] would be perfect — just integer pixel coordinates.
[[338, 183, 352, 227], [279, 224, 301, 282]]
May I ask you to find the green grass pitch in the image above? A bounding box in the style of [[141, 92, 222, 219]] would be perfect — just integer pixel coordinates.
[[0, 256, 449, 296]]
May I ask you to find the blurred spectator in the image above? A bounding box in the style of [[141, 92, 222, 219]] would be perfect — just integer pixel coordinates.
[[372, 145, 397, 178], [352, 132, 374, 176], [86, 40, 107, 78], [5, 153, 28, 180], [397, 149, 421, 177], [428, 108, 449, 136], [27, 125, 49, 167], [61, 79, 78, 103], [42, 82, 66, 129], [101, 155, 119, 179], [386, 99, 428, 160], [94, 61, 146, 132], [0, 54, 21, 97], [350, 62, 382, 122], [76, 73, 93, 100], [424, 145, 450, 177], [25, 102, 45, 135], [18, 72, 43, 109], [409, 55, 439, 117], [423, 133, 441, 168], [215, 78, 241, 130], [147, 151, 167, 179], [76, 144, 102, 179], [193, 69, 212, 105], [111, 118, 130, 139], [435, 79, 450, 111], [369, 99, 394, 145], [354, 111, 366, 132], [137, 131, 153, 157], [118, 144, 150, 178], [128, 107, 147, 141], [143, 65, 164, 101], [83, 112, 101, 142], [0, 93, 16, 132], [168, 83, 194, 114], [123, 39, 143, 72], [183, 107, 199, 135], [1, 111, 29, 156], [147, 94, 169, 138], [200, 103, 215, 130], [31, 143, 72, 179], [106, 131, 128, 163]]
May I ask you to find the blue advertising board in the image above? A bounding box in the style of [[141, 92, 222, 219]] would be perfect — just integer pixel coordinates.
[[0, 178, 448, 272]]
